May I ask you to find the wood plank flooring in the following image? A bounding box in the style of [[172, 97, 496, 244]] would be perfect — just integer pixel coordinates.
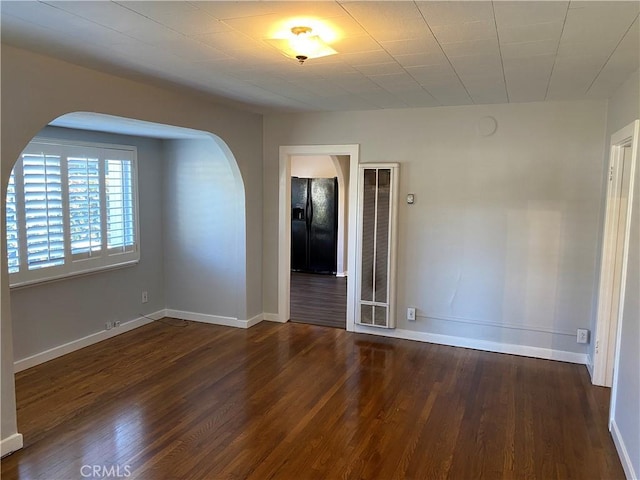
[[290, 272, 347, 328], [1, 320, 624, 479]]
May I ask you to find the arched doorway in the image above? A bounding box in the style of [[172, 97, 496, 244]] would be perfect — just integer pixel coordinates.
[[2, 112, 249, 454]]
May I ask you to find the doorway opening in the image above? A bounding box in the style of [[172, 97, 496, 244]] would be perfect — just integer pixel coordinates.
[[593, 120, 639, 387], [289, 155, 347, 328], [278, 145, 359, 331]]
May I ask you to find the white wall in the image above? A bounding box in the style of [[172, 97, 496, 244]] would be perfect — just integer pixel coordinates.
[[10, 126, 165, 362], [606, 70, 640, 479], [606, 70, 640, 139], [264, 100, 608, 358], [0, 45, 263, 452], [335, 155, 350, 272], [163, 139, 245, 319], [291, 155, 337, 178]]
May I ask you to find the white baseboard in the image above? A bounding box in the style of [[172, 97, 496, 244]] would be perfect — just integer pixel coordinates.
[[165, 309, 260, 329], [336, 271, 347, 278], [263, 313, 286, 323], [586, 354, 594, 378], [0, 433, 23, 457], [14, 310, 164, 373], [353, 326, 588, 365], [611, 418, 637, 480], [246, 313, 264, 328], [13, 309, 268, 373]]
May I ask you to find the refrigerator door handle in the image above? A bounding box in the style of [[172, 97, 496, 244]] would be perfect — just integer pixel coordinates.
[[306, 180, 313, 230]]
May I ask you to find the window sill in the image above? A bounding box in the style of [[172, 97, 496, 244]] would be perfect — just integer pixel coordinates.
[[9, 260, 139, 290]]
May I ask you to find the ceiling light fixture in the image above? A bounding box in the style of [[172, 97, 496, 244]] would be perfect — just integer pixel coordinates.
[[267, 26, 337, 65]]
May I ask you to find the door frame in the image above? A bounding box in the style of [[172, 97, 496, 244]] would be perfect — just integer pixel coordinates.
[[278, 145, 360, 330], [330, 155, 348, 277], [593, 120, 639, 387]]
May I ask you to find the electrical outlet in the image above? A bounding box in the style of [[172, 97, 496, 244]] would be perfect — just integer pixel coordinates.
[[577, 328, 589, 344], [105, 321, 113, 330], [114, 321, 121, 328], [407, 307, 416, 321], [142, 291, 148, 304]]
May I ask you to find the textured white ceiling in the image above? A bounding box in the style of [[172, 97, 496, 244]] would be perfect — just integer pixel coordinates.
[[2, 1, 638, 113]]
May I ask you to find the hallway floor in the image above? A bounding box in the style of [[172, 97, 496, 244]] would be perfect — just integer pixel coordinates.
[[290, 272, 346, 329]]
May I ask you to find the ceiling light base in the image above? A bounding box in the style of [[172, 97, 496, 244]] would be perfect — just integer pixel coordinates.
[[291, 26, 312, 36]]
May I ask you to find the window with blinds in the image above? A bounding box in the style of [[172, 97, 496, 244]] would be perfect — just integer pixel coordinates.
[[68, 155, 101, 257], [105, 158, 135, 252], [6, 172, 19, 274], [23, 152, 65, 270], [6, 139, 139, 287]]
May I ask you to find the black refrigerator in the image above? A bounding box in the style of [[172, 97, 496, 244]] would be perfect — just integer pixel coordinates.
[[291, 177, 338, 274]]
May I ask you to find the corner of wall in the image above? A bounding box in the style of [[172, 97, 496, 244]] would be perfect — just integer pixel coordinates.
[[586, 353, 594, 379], [0, 433, 23, 457], [611, 418, 638, 480]]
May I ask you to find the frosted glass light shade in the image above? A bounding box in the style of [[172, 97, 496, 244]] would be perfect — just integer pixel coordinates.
[[266, 27, 337, 62]]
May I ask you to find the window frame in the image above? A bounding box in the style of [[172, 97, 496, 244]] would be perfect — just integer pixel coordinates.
[[7, 137, 140, 288]]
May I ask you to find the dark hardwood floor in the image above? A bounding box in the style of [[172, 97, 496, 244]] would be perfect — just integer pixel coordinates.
[[290, 272, 347, 328], [1, 320, 624, 479]]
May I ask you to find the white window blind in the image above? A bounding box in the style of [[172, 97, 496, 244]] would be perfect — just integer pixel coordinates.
[[105, 158, 135, 252], [68, 155, 101, 257], [6, 171, 20, 274], [23, 153, 65, 270], [6, 139, 139, 287]]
